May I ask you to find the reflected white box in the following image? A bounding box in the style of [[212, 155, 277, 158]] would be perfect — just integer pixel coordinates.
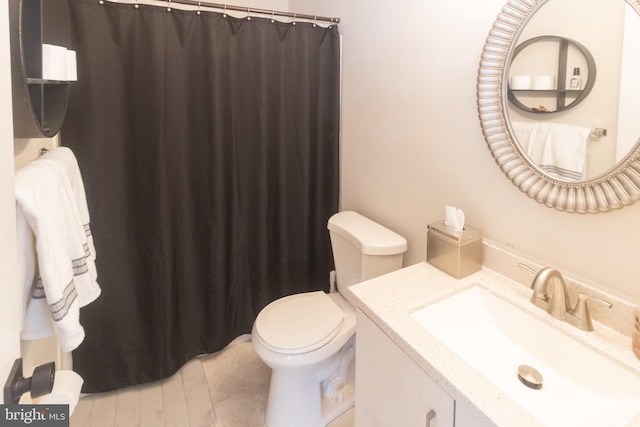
[[531, 75, 555, 90]]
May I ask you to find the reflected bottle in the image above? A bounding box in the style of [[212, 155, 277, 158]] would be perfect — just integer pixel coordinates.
[[569, 67, 582, 90]]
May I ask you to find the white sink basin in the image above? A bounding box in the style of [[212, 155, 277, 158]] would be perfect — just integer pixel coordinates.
[[411, 286, 640, 427]]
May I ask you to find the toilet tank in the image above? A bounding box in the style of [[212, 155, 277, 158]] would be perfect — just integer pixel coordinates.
[[328, 211, 407, 293]]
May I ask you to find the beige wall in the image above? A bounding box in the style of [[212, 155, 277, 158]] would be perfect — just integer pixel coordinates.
[[113, 0, 289, 15], [290, 0, 640, 302], [0, 2, 22, 401]]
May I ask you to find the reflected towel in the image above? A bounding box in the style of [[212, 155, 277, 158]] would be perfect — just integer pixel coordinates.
[[512, 121, 591, 180]]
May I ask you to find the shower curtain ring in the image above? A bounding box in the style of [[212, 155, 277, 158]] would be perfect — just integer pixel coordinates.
[[196, 1, 201, 15], [222, 4, 227, 18], [247, 7, 251, 21], [313, 15, 317, 27], [270, 10, 275, 23], [134, 0, 139, 9], [292, 13, 296, 26], [166, 0, 172, 12]]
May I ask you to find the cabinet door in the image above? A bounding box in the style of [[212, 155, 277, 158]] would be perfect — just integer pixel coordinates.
[[356, 310, 455, 427]]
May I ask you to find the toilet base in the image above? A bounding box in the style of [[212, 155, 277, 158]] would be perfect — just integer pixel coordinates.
[[265, 370, 354, 427], [321, 381, 355, 424]]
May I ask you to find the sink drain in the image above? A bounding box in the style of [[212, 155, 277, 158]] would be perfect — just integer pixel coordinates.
[[517, 365, 543, 389]]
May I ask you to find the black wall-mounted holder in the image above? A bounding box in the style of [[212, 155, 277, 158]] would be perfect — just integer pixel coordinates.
[[3, 358, 55, 404], [9, 0, 72, 138], [507, 35, 597, 114]]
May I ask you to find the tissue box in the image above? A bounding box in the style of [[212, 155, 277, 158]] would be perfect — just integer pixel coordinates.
[[427, 221, 482, 279]]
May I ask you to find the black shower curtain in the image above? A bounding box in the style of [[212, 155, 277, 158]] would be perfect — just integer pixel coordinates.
[[62, 0, 340, 392]]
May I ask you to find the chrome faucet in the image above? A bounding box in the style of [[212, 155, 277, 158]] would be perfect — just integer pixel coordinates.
[[530, 267, 571, 320], [522, 265, 612, 331]]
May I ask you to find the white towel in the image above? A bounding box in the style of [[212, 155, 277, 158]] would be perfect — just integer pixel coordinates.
[[15, 151, 100, 352], [510, 121, 535, 153], [39, 147, 99, 305], [16, 204, 40, 328], [522, 122, 591, 180]]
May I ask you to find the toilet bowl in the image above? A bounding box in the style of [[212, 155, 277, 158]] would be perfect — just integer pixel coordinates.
[[252, 292, 356, 427], [251, 211, 407, 427]]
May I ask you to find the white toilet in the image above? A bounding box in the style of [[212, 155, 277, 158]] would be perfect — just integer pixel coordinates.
[[251, 211, 407, 427]]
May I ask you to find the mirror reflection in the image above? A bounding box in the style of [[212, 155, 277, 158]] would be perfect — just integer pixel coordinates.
[[506, 0, 640, 181], [508, 36, 596, 114]]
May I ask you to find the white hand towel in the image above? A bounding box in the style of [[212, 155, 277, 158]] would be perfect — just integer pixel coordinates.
[[15, 156, 100, 352], [39, 147, 100, 306], [525, 122, 590, 180], [539, 123, 590, 180], [510, 121, 535, 153], [17, 204, 55, 341]]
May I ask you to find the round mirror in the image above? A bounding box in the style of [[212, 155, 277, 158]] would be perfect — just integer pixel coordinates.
[[477, 0, 640, 213]]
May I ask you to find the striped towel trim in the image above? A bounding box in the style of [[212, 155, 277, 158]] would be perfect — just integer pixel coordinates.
[[72, 243, 91, 276], [32, 239, 93, 321], [50, 282, 78, 322], [539, 164, 583, 181]]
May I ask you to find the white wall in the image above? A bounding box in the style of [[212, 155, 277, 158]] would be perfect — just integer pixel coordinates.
[[291, 0, 640, 302], [0, 2, 22, 403], [113, 0, 289, 15], [243, 0, 288, 10]]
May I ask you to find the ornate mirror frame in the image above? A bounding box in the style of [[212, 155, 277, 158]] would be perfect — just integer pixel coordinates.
[[477, 0, 640, 213]]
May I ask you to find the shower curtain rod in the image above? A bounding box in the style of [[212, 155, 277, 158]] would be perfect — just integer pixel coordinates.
[[102, 0, 340, 24]]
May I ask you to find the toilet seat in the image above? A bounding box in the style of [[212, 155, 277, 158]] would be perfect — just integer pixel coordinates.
[[255, 291, 345, 354]]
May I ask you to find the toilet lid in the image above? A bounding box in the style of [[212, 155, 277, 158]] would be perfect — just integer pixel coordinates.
[[255, 291, 345, 354]]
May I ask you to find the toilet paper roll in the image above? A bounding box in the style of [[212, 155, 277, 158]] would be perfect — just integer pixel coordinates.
[[531, 75, 555, 90], [42, 44, 68, 81], [66, 50, 77, 81], [510, 75, 532, 90], [35, 370, 84, 415]]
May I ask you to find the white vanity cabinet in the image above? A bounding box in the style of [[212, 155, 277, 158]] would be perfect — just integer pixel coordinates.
[[355, 309, 455, 427]]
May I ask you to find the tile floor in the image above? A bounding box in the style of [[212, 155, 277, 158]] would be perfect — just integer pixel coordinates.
[[70, 336, 354, 427]]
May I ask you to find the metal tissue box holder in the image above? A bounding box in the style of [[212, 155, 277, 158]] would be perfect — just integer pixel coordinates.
[[427, 221, 483, 279]]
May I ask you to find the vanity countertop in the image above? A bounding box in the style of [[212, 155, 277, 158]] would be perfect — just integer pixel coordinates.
[[350, 262, 640, 427]]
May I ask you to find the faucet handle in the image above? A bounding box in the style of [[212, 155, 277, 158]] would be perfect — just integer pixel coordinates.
[[571, 293, 613, 331]]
